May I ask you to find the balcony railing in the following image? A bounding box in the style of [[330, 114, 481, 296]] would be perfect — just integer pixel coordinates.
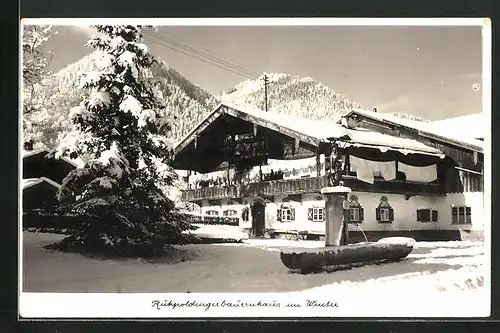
[[241, 176, 329, 197], [182, 176, 329, 201], [182, 185, 239, 201], [182, 174, 445, 201]]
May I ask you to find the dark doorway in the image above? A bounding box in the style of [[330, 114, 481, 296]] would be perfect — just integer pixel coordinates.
[[251, 200, 266, 237]]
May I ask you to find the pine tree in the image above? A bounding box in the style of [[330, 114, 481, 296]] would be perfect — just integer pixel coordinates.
[[54, 25, 194, 257]]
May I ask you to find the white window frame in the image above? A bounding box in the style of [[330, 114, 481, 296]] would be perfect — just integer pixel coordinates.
[[350, 207, 360, 222], [282, 208, 292, 222], [312, 207, 324, 222], [223, 209, 237, 217], [379, 208, 390, 222]]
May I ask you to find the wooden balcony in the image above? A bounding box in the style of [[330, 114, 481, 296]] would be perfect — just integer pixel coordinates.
[[182, 185, 239, 201], [242, 176, 329, 197], [341, 175, 445, 196], [181, 175, 445, 202], [182, 176, 328, 201]]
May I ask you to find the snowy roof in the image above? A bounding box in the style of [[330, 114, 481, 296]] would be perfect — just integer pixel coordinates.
[[223, 102, 350, 142], [343, 128, 444, 156], [430, 113, 486, 141], [22, 149, 84, 168], [22, 177, 61, 190], [174, 103, 444, 158], [343, 109, 483, 152], [22, 149, 50, 159]]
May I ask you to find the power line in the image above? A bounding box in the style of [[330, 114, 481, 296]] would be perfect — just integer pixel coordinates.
[[145, 36, 254, 79], [142, 29, 260, 79], [150, 30, 261, 78]]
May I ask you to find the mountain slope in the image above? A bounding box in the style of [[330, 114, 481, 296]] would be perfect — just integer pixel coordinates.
[[220, 73, 364, 123], [24, 51, 219, 150]]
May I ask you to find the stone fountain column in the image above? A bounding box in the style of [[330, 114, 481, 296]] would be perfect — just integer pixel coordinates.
[[321, 185, 351, 246]]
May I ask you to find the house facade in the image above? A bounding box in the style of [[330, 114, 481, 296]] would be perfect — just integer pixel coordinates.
[[172, 104, 485, 242], [22, 149, 80, 211]]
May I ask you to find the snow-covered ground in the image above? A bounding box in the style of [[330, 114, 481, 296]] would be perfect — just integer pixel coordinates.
[[189, 224, 249, 241], [22, 232, 486, 296]]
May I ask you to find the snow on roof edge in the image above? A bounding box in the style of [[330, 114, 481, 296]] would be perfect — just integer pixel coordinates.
[[339, 142, 446, 159], [174, 103, 447, 158], [344, 109, 483, 152], [22, 149, 82, 168], [22, 177, 61, 190]]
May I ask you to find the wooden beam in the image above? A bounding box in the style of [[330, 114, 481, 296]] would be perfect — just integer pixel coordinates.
[[253, 123, 258, 136], [294, 138, 300, 156], [455, 166, 483, 175], [325, 150, 332, 175], [316, 151, 321, 177], [174, 104, 225, 155]]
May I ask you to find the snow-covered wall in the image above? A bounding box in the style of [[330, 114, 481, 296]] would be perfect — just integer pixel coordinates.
[[200, 190, 485, 234]]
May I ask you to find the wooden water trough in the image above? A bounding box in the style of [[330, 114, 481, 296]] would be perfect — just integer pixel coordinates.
[[280, 237, 415, 272], [279, 185, 415, 273]]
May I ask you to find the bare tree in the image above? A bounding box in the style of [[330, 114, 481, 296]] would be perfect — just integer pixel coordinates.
[[22, 25, 57, 114]]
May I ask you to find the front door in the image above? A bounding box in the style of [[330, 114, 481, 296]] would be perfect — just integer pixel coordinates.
[[251, 201, 266, 237]]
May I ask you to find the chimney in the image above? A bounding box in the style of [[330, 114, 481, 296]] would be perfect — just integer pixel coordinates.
[[373, 108, 377, 113]]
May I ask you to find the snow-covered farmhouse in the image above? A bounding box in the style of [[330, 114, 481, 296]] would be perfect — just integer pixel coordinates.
[[172, 103, 485, 242], [22, 149, 79, 211]]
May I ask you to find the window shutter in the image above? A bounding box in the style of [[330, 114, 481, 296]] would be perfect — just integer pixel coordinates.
[[466, 206, 472, 223], [291, 208, 296, 221], [416, 209, 421, 222], [307, 208, 313, 221], [276, 209, 281, 222], [376, 207, 380, 221], [432, 210, 438, 222], [451, 207, 458, 224], [359, 207, 364, 222], [389, 208, 394, 222]]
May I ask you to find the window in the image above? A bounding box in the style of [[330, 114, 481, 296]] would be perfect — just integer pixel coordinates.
[[348, 195, 364, 223], [277, 207, 295, 222], [376, 196, 394, 223], [308, 207, 324, 222], [452, 206, 472, 224], [417, 209, 438, 222], [223, 209, 237, 217], [313, 208, 324, 222], [350, 207, 360, 222], [432, 210, 438, 222], [282, 208, 293, 222], [241, 207, 250, 221], [379, 208, 391, 222], [206, 210, 219, 216]]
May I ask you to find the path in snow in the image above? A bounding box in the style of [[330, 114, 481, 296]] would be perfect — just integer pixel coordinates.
[[22, 232, 485, 293]]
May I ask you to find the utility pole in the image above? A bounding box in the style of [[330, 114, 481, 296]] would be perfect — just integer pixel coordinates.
[[262, 74, 269, 112]]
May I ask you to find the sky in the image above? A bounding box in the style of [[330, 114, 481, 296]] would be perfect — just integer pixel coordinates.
[[42, 23, 484, 121]]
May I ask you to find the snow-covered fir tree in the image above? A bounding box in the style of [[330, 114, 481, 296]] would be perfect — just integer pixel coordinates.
[[55, 25, 194, 257]]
